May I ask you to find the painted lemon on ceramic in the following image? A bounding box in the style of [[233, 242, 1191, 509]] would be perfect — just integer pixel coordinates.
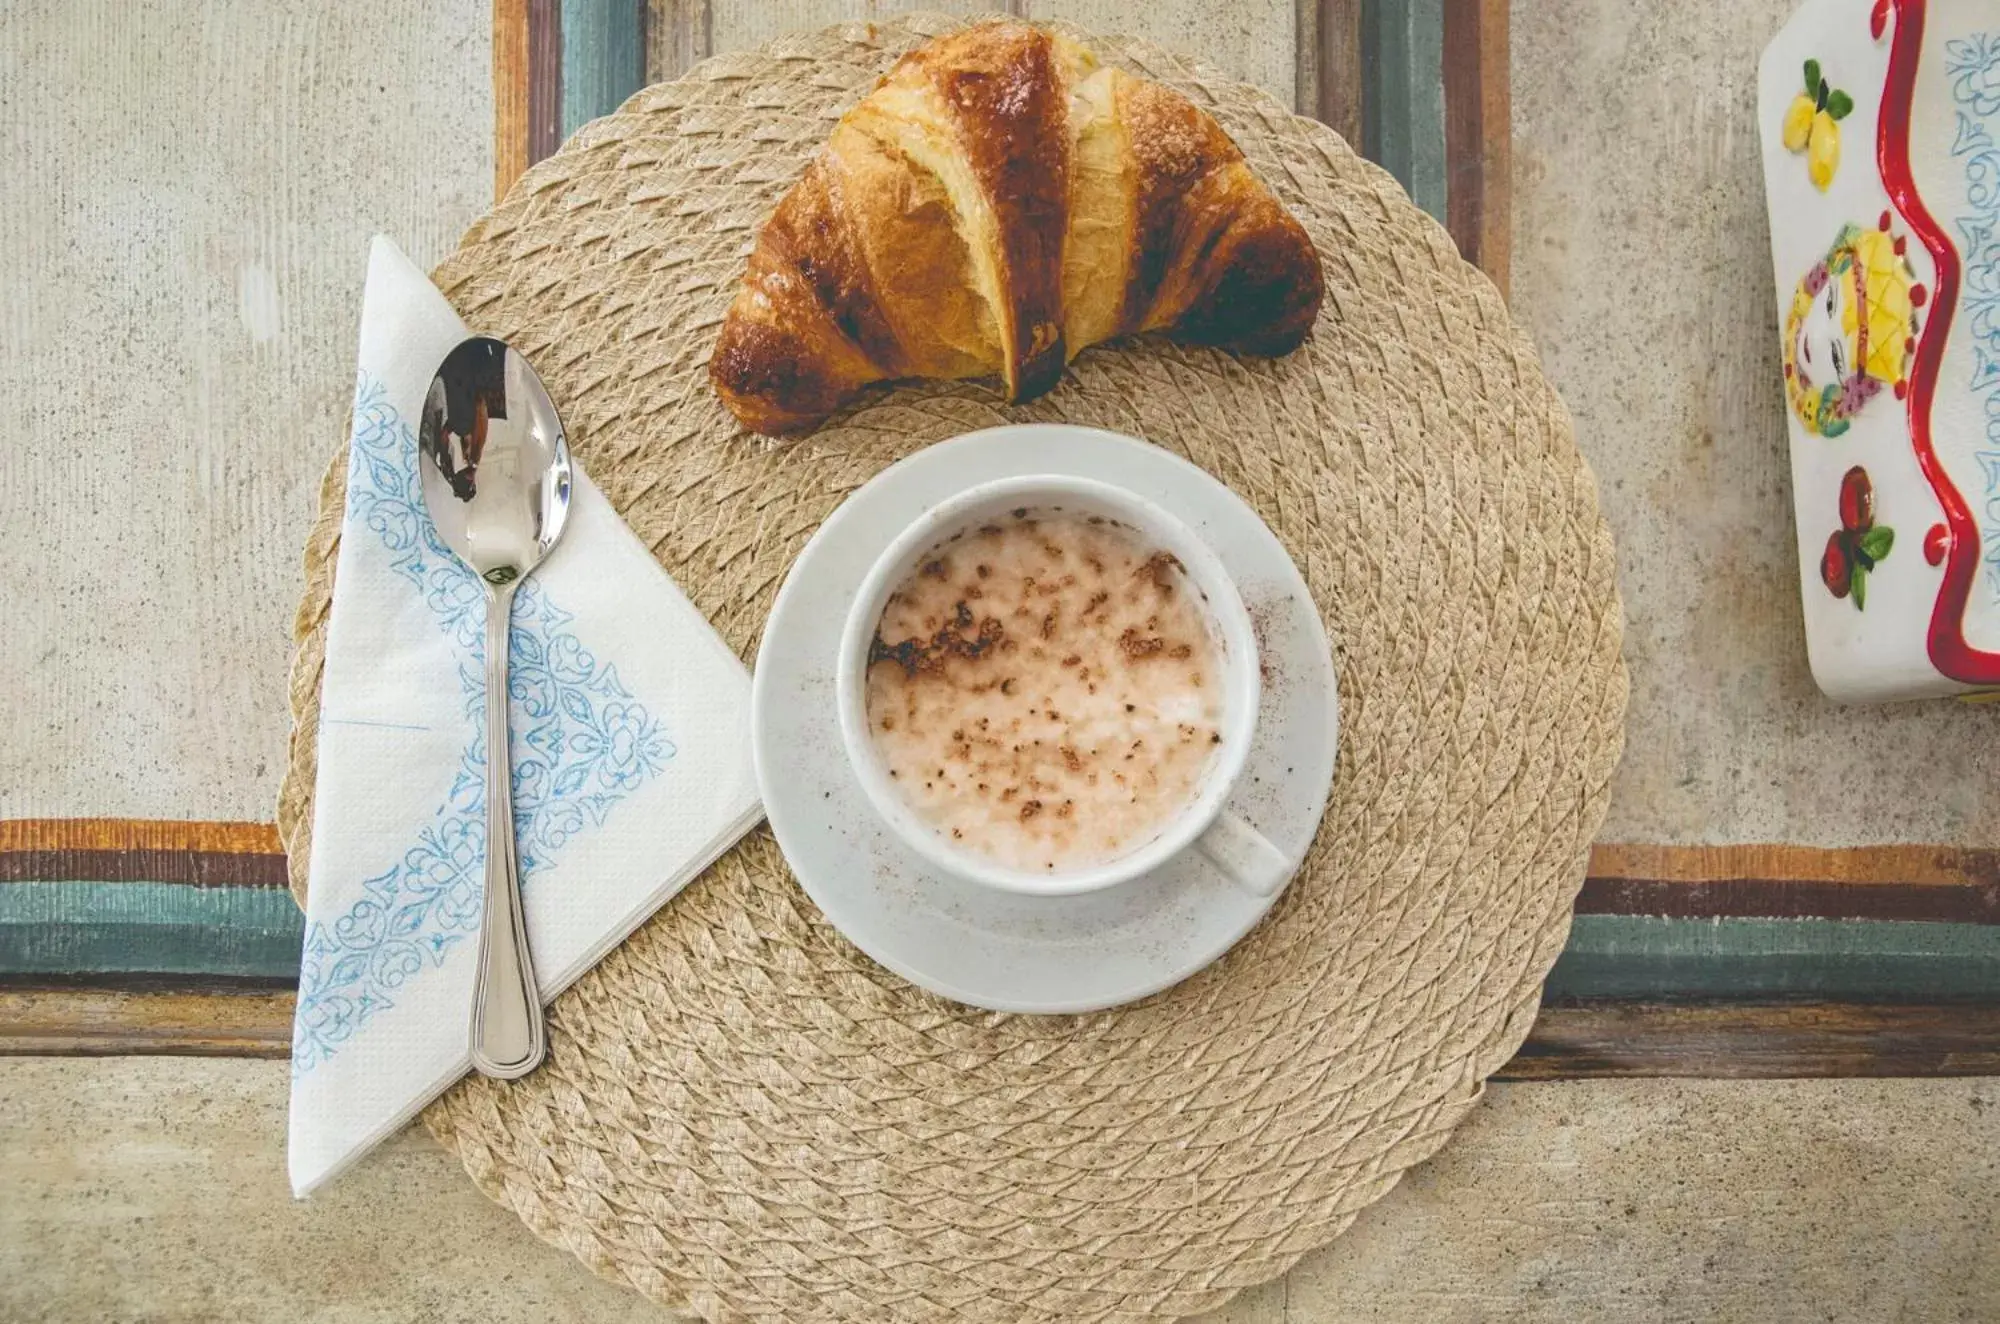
[[1782, 214, 1926, 437], [1783, 58, 1854, 189]]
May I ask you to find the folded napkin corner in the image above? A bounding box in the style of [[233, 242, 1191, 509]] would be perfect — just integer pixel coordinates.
[[287, 236, 760, 1196]]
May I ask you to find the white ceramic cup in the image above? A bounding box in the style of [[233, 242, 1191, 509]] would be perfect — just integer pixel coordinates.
[[835, 473, 1291, 898]]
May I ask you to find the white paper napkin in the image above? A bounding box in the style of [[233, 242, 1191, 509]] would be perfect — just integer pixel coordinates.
[[288, 237, 761, 1196]]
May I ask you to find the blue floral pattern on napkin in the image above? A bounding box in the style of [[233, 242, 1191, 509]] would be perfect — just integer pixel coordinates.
[[293, 376, 673, 1074]]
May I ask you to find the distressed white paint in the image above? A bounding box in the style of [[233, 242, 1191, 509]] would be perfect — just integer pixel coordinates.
[[237, 263, 283, 345]]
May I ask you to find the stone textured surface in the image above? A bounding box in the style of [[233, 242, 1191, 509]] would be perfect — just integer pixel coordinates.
[[1510, 0, 2000, 846], [5, 1058, 1995, 1323], [1297, 1075, 2000, 1322], [0, 1057, 673, 1324], [0, 0, 491, 822]]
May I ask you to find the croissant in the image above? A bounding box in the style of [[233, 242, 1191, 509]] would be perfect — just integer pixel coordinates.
[[710, 20, 1325, 435]]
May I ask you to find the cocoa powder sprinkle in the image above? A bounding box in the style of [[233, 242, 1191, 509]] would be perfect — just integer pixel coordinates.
[[862, 510, 1222, 872]]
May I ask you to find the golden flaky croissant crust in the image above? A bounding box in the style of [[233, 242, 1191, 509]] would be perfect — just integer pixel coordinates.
[[710, 21, 1326, 435]]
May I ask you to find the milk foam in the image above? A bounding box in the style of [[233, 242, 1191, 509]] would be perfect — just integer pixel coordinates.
[[864, 509, 1223, 873]]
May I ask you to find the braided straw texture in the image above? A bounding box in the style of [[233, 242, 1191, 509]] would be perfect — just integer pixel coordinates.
[[278, 14, 1626, 1322]]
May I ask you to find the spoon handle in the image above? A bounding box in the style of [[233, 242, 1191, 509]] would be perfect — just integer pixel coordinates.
[[469, 584, 546, 1079]]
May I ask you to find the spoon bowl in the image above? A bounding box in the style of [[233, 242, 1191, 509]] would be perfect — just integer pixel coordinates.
[[419, 337, 572, 585], [417, 336, 573, 1079]]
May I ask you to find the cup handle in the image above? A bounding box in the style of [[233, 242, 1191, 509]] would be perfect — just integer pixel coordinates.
[[1192, 811, 1293, 896]]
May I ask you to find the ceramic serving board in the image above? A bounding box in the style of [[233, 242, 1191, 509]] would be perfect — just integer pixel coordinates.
[[1761, 0, 2000, 700]]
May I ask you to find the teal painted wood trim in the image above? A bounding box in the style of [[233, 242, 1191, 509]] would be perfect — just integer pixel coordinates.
[[8, 885, 1999, 1001], [561, 0, 647, 137], [0, 882, 302, 980], [1361, 0, 1448, 223], [1547, 915, 2000, 1001]]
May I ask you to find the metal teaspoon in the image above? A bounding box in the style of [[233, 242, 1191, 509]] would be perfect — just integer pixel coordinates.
[[417, 336, 572, 1079]]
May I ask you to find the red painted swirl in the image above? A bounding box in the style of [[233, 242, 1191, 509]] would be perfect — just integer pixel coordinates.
[[1881, 0, 2000, 682]]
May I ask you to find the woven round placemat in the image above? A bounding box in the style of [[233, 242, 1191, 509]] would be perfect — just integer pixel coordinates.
[[279, 14, 1626, 1322]]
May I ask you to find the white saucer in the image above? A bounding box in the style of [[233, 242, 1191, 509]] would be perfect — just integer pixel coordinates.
[[751, 425, 1339, 1013]]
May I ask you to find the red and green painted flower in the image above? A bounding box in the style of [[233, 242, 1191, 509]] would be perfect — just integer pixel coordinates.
[[1820, 466, 1895, 609]]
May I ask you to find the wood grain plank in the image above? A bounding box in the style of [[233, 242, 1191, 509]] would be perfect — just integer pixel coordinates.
[[0, 987, 292, 1057], [1361, 0, 1447, 221], [12, 987, 2000, 1080], [1500, 1002, 2000, 1080], [528, 0, 563, 163], [1577, 876, 2000, 924], [11, 878, 1992, 998], [0, 849, 288, 888], [0, 820, 281, 854], [1313, 0, 1363, 145], [645, 0, 712, 82], [0, 883, 303, 979], [1474, 0, 1508, 292], [1441, 0, 1509, 293], [495, 0, 533, 198], [10, 824, 1998, 999], [1589, 842, 2000, 888], [1581, 844, 2000, 923], [0, 819, 291, 889], [1547, 915, 2000, 1001], [12, 821, 2000, 913], [561, 0, 647, 136]]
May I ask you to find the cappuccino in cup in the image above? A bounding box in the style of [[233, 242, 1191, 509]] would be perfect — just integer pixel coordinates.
[[864, 508, 1223, 873]]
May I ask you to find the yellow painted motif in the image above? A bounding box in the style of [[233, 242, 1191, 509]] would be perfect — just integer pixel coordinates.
[[1782, 219, 1922, 438], [1784, 58, 1854, 191], [1783, 94, 1814, 151], [1808, 110, 1840, 189]]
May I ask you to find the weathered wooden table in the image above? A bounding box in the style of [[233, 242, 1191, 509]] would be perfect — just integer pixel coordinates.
[[4, 2, 1997, 1319]]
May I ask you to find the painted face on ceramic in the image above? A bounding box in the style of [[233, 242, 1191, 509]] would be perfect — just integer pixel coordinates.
[[1782, 222, 1916, 438], [1793, 268, 1853, 393]]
